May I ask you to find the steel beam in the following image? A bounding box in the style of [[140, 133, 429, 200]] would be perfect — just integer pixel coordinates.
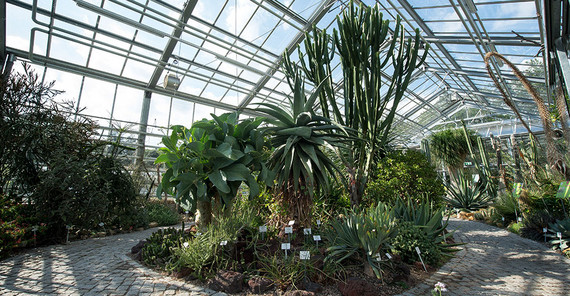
[[135, 0, 198, 167]]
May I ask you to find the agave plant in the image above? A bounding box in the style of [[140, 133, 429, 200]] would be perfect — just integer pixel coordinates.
[[255, 69, 348, 227], [445, 171, 494, 211], [326, 203, 397, 279], [547, 218, 570, 251]]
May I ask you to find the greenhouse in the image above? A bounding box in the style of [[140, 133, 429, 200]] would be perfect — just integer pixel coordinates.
[[1, 0, 569, 295]]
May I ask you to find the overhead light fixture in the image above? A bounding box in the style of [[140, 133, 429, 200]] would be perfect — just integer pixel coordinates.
[[214, 54, 268, 77], [74, 0, 166, 37], [488, 43, 504, 67], [164, 73, 181, 90], [461, 0, 477, 14]]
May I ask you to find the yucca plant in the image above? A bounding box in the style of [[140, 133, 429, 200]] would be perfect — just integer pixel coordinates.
[[326, 203, 397, 279], [255, 70, 348, 227], [445, 171, 494, 211]]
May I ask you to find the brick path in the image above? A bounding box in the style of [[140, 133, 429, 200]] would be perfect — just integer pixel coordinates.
[[400, 218, 570, 296], [0, 226, 225, 296], [1, 219, 569, 295]]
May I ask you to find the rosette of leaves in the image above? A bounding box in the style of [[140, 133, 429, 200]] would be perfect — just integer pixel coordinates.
[[326, 203, 397, 278], [445, 171, 493, 211], [255, 69, 348, 227], [547, 218, 570, 251], [155, 112, 273, 225]]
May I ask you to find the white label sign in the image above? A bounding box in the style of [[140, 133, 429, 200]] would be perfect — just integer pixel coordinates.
[[557, 232, 562, 238], [385, 253, 392, 260], [313, 235, 321, 241], [288, 220, 295, 226], [415, 246, 421, 254], [299, 251, 310, 260], [373, 253, 381, 261], [303, 228, 312, 235], [220, 240, 228, 246], [98, 222, 104, 227], [316, 219, 321, 226], [285, 226, 293, 234], [543, 227, 548, 233], [259, 225, 267, 233], [281, 243, 291, 250], [517, 217, 522, 222]]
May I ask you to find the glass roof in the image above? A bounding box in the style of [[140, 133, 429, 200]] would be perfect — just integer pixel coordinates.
[[3, 0, 547, 155]]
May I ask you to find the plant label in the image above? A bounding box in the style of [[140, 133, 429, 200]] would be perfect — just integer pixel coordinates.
[[415, 246, 421, 254], [543, 227, 548, 233], [385, 253, 392, 260], [502, 216, 505, 221], [313, 235, 321, 241], [303, 228, 312, 235], [300, 251, 310, 260], [288, 220, 295, 226], [557, 232, 562, 238], [374, 253, 381, 261], [32, 226, 38, 232], [517, 217, 522, 222], [285, 226, 293, 234], [98, 222, 104, 227], [316, 219, 321, 226], [259, 225, 267, 233], [473, 174, 480, 183], [185, 211, 189, 214], [220, 240, 228, 246], [183, 242, 189, 248], [556, 181, 570, 199], [281, 243, 291, 250]]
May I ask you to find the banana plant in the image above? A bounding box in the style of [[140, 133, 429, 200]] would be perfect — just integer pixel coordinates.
[[155, 112, 273, 225], [255, 68, 348, 227], [283, 0, 429, 207]]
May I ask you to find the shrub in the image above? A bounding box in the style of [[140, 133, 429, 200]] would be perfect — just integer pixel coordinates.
[[146, 201, 180, 226], [547, 218, 570, 251], [142, 228, 186, 267], [366, 150, 444, 206], [507, 222, 522, 235], [520, 209, 556, 241], [391, 222, 442, 266]]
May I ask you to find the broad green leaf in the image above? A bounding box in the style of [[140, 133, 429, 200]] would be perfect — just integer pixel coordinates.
[[208, 170, 230, 193], [222, 163, 250, 181]]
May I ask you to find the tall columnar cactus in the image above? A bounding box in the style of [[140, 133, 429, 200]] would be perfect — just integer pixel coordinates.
[[284, 0, 428, 207]]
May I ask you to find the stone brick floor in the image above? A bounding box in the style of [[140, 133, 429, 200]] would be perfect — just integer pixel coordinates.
[[400, 218, 570, 296], [1, 219, 569, 295]]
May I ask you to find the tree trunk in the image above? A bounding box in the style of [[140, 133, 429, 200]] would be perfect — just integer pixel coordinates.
[[196, 200, 212, 226]]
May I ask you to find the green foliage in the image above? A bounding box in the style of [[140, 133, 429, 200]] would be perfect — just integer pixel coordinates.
[[0, 64, 144, 243], [391, 222, 442, 266], [547, 218, 570, 251], [255, 70, 347, 226], [445, 172, 493, 211], [0, 195, 48, 258], [520, 209, 556, 241], [389, 198, 448, 241], [366, 150, 444, 206], [155, 112, 271, 224], [146, 201, 180, 226], [142, 228, 186, 267], [507, 222, 522, 235], [172, 202, 258, 277], [429, 129, 476, 171], [325, 203, 397, 278], [284, 0, 428, 207], [257, 252, 308, 290], [492, 193, 519, 223]]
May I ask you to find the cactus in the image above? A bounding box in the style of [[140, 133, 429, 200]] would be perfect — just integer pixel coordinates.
[[284, 1, 428, 207]]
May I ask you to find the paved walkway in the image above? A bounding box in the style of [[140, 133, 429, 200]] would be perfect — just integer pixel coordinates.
[[0, 226, 224, 296], [401, 218, 570, 296], [1, 219, 569, 295]]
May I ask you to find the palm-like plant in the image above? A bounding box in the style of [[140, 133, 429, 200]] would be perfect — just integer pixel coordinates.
[[255, 70, 347, 227], [445, 171, 494, 211]]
